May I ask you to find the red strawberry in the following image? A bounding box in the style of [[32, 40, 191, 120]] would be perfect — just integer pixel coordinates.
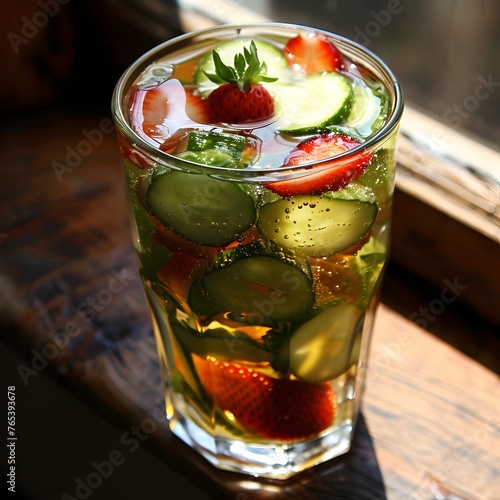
[[194, 357, 336, 441], [204, 41, 277, 124], [130, 79, 210, 146], [266, 132, 373, 196], [207, 83, 275, 123], [283, 34, 345, 74], [117, 130, 151, 169], [152, 221, 220, 260], [186, 91, 211, 123], [157, 251, 207, 303], [223, 226, 260, 251]]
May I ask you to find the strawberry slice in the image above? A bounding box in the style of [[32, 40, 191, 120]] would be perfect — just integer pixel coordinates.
[[130, 79, 210, 147], [265, 133, 373, 196], [152, 223, 220, 260], [117, 130, 152, 169], [283, 34, 345, 74], [186, 91, 211, 124], [157, 251, 207, 305], [194, 357, 336, 441]]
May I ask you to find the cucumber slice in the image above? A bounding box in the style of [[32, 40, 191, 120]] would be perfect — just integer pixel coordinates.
[[289, 303, 363, 383], [357, 149, 395, 204], [188, 277, 219, 317], [278, 73, 353, 135], [175, 150, 240, 168], [184, 129, 246, 160], [325, 183, 376, 204], [175, 130, 255, 168], [195, 242, 315, 325], [194, 38, 288, 90], [146, 169, 256, 247], [258, 193, 377, 257], [171, 323, 274, 363], [344, 79, 390, 138]]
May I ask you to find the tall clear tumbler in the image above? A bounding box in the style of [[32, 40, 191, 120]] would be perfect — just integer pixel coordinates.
[[112, 23, 403, 479]]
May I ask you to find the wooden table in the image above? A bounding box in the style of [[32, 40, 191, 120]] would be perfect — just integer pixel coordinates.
[[1, 110, 499, 500]]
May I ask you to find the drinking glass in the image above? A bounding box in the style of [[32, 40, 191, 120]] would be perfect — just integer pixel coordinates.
[[112, 22, 403, 479]]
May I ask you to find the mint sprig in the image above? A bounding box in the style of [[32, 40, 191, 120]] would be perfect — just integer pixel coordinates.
[[204, 41, 278, 91]]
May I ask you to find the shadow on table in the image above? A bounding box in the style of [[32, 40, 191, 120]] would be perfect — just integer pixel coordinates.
[[171, 412, 387, 500]]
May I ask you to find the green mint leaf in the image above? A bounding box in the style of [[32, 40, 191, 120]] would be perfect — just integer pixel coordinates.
[[203, 70, 225, 85], [243, 46, 253, 65], [213, 50, 237, 83], [234, 53, 246, 78], [207, 40, 279, 88], [243, 59, 259, 82], [258, 75, 279, 83], [249, 41, 260, 63]]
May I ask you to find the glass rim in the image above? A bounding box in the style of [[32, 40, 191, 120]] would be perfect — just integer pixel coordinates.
[[111, 22, 404, 173]]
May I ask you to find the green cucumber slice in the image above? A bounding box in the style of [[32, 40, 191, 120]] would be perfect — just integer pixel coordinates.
[[357, 149, 395, 204], [194, 38, 288, 90], [175, 150, 240, 168], [325, 183, 377, 204], [184, 129, 246, 160], [188, 277, 220, 317], [258, 193, 377, 257], [146, 169, 256, 247], [278, 73, 353, 135], [172, 323, 274, 363], [194, 242, 315, 325], [174, 130, 254, 169], [289, 303, 363, 383], [344, 79, 390, 138]]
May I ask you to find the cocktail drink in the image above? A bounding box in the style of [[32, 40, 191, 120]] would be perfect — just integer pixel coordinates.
[[112, 23, 403, 478]]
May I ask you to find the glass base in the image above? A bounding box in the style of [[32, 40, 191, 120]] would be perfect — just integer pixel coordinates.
[[169, 411, 353, 479]]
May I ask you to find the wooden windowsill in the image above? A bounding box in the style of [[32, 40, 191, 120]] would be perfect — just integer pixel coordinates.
[[397, 107, 499, 243]]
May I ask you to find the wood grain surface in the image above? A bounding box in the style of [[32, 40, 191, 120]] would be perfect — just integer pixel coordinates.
[[1, 110, 499, 499]]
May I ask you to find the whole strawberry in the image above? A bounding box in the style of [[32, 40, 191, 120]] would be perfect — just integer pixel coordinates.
[[203, 41, 277, 124]]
